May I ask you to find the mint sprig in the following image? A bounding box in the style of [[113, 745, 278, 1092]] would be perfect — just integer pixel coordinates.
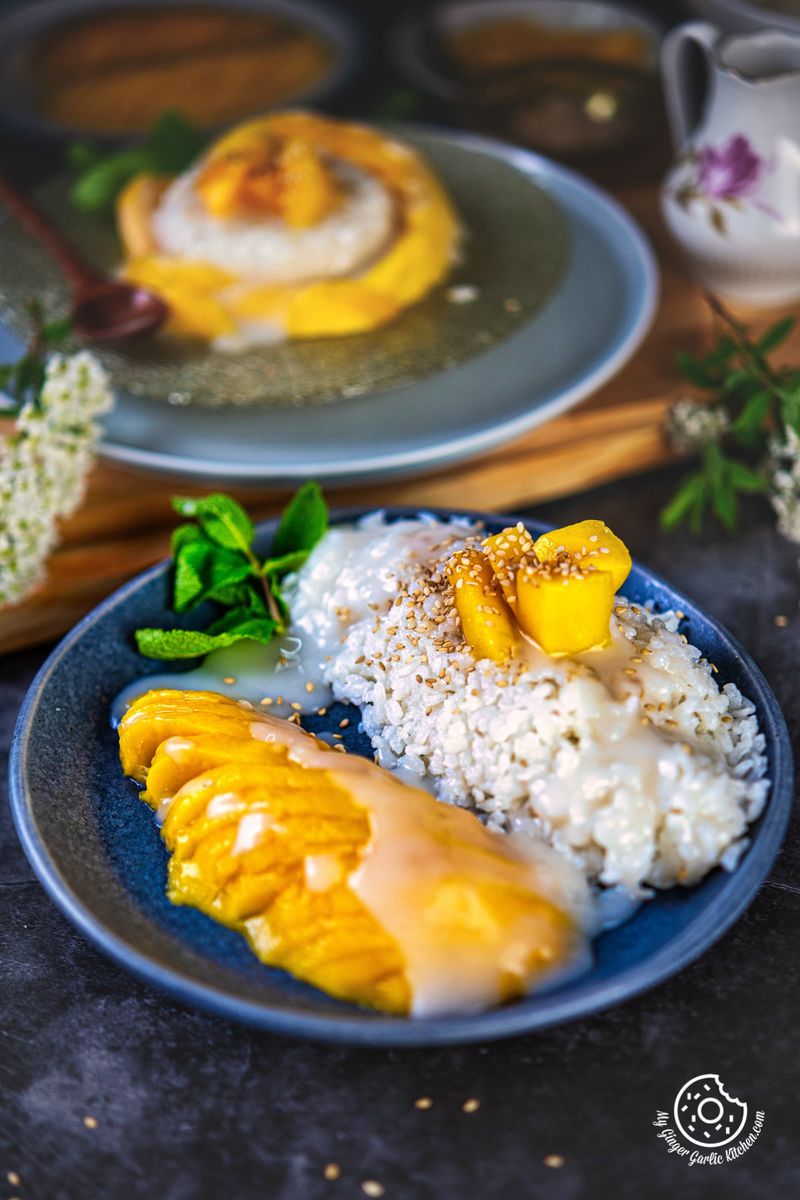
[[662, 295, 795, 534], [68, 110, 207, 214], [135, 483, 328, 660]]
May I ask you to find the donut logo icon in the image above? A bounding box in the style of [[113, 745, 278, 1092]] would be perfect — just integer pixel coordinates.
[[673, 1074, 748, 1149]]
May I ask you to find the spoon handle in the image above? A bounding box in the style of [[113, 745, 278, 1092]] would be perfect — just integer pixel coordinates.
[[0, 172, 104, 292]]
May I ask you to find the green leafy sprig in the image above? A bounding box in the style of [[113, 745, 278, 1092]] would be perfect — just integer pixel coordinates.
[[0, 301, 71, 414], [135, 483, 328, 660], [662, 295, 800, 534], [67, 110, 207, 213]]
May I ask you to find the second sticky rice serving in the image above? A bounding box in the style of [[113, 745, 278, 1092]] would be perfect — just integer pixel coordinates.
[[116, 112, 462, 348]]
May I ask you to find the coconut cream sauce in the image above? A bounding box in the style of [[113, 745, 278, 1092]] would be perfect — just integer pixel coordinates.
[[246, 712, 590, 1017]]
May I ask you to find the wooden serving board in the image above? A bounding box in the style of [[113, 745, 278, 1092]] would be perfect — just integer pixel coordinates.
[[0, 183, 781, 655]]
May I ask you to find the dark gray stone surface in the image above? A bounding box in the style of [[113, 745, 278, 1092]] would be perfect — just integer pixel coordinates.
[[2, 465, 799, 1199]]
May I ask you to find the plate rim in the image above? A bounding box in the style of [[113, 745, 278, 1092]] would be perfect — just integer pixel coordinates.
[[9, 506, 790, 1046], [91, 125, 659, 483]]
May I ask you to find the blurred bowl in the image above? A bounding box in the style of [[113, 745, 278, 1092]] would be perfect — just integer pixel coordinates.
[[391, 0, 661, 101], [0, 0, 361, 143], [390, 0, 662, 163]]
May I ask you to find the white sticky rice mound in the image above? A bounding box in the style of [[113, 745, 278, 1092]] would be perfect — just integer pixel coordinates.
[[152, 159, 395, 285], [288, 516, 769, 898]]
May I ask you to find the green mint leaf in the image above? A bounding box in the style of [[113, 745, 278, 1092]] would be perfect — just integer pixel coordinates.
[[676, 352, 715, 389], [722, 368, 752, 394], [145, 110, 206, 176], [172, 493, 254, 555], [730, 389, 772, 448], [172, 540, 255, 613], [207, 607, 276, 640], [757, 316, 795, 355], [778, 378, 800, 433], [42, 316, 72, 346], [135, 623, 272, 660], [261, 548, 312, 578], [271, 481, 328, 560], [711, 483, 737, 531], [727, 461, 766, 493], [171, 522, 207, 554], [660, 473, 706, 530], [66, 139, 104, 172], [702, 336, 736, 369], [69, 148, 150, 212], [14, 353, 45, 405]]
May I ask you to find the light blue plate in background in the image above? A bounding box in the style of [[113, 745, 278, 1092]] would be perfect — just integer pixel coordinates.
[[0, 128, 658, 485], [9, 509, 792, 1046]]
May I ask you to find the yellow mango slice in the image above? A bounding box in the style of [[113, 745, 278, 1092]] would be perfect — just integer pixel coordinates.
[[482, 524, 537, 607], [117, 111, 461, 342], [115, 173, 168, 257], [119, 257, 236, 340], [278, 137, 341, 228], [195, 135, 340, 226], [118, 689, 578, 1016], [516, 562, 616, 655], [446, 547, 518, 662], [533, 520, 631, 591]]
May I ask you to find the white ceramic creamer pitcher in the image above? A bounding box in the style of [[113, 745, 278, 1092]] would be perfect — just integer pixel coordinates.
[[661, 22, 800, 306]]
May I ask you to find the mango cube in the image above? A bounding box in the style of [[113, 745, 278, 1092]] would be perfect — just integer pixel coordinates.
[[482, 524, 537, 608], [516, 562, 615, 655], [533, 520, 631, 592], [446, 547, 518, 663]]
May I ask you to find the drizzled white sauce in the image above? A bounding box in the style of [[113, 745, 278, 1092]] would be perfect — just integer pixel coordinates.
[[248, 716, 589, 1016]]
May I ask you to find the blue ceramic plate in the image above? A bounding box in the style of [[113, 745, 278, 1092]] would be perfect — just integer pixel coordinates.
[[10, 509, 792, 1045], [0, 128, 657, 485]]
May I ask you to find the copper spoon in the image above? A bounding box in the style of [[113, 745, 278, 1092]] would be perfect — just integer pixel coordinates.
[[0, 172, 168, 342]]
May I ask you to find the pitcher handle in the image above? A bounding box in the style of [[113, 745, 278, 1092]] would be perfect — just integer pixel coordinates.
[[661, 21, 718, 152]]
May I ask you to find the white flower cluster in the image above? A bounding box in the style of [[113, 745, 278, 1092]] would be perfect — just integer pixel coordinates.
[[0, 351, 113, 607], [766, 425, 800, 544], [666, 398, 729, 454]]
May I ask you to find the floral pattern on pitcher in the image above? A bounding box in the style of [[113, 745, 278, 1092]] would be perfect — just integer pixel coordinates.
[[668, 134, 778, 235]]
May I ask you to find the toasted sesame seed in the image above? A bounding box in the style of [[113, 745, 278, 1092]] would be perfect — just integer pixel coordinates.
[[414, 1096, 433, 1110], [323, 1163, 341, 1181], [339, 718, 350, 728], [774, 614, 789, 627], [290, 702, 303, 711], [83, 1116, 99, 1129], [317, 707, 328, 716], [361, 1182, 385, 1198], [223, 676, 236, 685], [260, 697, 273, 706], [462, 1098, 480, 1113], [305, 681, 315, 693], [7, 1174, 20, 1188], [543, 1154, 565, 1169]]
